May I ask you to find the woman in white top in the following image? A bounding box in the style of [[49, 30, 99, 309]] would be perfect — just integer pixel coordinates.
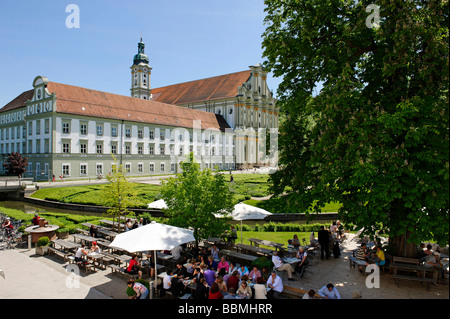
[[253, 276, 267, 299]]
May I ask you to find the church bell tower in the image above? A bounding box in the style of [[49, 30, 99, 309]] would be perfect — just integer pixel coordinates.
[[130, 38, 152, 100]]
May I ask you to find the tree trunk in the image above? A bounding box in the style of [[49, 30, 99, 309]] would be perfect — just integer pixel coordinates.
[[389, 231, 418, 258]]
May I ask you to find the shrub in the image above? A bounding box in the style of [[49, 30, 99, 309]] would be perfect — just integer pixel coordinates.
[[36, 236, 50, 247], [251, 257, 273, 270]]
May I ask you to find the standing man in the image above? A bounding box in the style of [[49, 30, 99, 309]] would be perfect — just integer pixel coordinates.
[[318, 226, 330, 260]]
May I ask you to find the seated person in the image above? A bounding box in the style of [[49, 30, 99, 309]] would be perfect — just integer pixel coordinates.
[[124, 254, 142, 278], [227, 270, 240, 292], [237, 280, 252, 298], [31, 213, 40, 226], [175, 262, 188, 278], [207, 255, 218, 270], [238, 265, 249, 277], [272, 251, 295, 281], [170, 275, 186, 298], [249, 266, 262, 283], [291, 234, 301, 249], [374, 245, 385, 266], [295, 246, 308, 276], [209, 244, 220, 261], [193, 277, 208, 299], [90, 241, 101, 254], [74, 243, 89, 264], [89, 225, 101, 238], [217, 257, 229, 276]]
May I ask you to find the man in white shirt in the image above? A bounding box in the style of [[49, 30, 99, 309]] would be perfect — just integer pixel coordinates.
[[171, 245, 183, 261], [318, 283, 341, 299], [161, 270, 173, 297], [272, 251, 295, 281], [267, 271, 284, 299]]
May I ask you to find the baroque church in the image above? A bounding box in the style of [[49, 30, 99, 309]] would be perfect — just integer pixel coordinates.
[[0, 39, 278, 181]]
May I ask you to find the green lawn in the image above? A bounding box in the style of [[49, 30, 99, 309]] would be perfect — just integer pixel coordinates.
[[30, 173, 343, 214]]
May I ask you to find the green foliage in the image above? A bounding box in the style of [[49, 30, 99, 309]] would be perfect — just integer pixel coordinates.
[[36, 236, 49, 247], [161, 153, 234, 244], [251, 257, 273, 270], [2, 152, 29, 176], [262, 0, 449, 251], [103, 158, 138, 232]]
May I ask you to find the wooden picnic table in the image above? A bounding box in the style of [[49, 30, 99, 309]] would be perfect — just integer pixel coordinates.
[[99, 219, 126, 229], [248, 238, 285, 251], [73, 233, 98, 245], [234, 243, 273, 257], [51, 239, 80, 252], [220, 249, 259, 263], [97, 228, 118, 240]]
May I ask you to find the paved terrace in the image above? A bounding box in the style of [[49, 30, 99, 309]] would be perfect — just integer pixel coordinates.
[[0, 233, 448, 299]]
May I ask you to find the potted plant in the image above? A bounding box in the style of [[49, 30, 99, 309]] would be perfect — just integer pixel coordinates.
[[35, 236, 50, 255]]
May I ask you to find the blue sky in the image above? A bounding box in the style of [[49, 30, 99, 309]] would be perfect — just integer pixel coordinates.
[[0, 0, 281, 107]]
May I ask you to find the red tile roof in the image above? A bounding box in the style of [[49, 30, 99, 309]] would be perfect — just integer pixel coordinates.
[[0, 89, 34, 113], [151, 70, 251, 105], [1, 82, 230, 131]]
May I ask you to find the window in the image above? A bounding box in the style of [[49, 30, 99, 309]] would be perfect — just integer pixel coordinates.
[[160, 130, 165, 141], [171, 163, 175, 172], [96, 164, 103, 176], [96, 124, 103, 136], [62, 143, 70, 154], [125, 145, 131, 154], [160, 163, 165, 172], [149, 145, 154, 155], [111, 144, 117, 154], [149, 129, 154, 140], [160, 145, 165, 155], [138, 129, 143, 139], [125, 128, 131, 138], [36, 140, 41, 154], [125, 164, 131, 173], [80, 164, 87, 175], [111, 126, 118, 137], [28, 122, 33, 136], [62, 164, 70, 176], [149, 163, 154, 172], [179, 146, 184, 156], [45, 119, 50, 134], [138, 145, 143, 155], [80, 143, 87, 154], [96, 143, 103, 154], [36, 120, 41, 135], [138, 163, 143, 173], [62, 122, 70, 134], [80, 123, 87, 135], [44, 139, 50, 154]]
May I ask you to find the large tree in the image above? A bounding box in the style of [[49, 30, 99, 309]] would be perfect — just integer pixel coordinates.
[[262, 0, 449, 257], [160, 153, 234, 247]]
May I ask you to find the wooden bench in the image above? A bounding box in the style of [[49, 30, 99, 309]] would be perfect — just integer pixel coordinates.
[[47, 247, 72, 262], [282, 286, 323, 299], [390, 256, 437, 290], [109, 264, 139, 280], [76, 228, 90, 236]]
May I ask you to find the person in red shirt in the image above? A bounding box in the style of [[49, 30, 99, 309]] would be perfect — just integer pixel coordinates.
[[125, 254, 142, 279], [31, 213, 40, 226], [208, 282, 223, 299], [227, 270, 240, 292]]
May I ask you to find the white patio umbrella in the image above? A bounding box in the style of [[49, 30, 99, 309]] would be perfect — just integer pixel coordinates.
[[221, 203, 272, 244], [109, 221, 195, 291], [147, 199, 168, 209]]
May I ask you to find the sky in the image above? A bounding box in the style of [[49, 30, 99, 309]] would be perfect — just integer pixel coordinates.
[[0, 0, 282, 108]]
